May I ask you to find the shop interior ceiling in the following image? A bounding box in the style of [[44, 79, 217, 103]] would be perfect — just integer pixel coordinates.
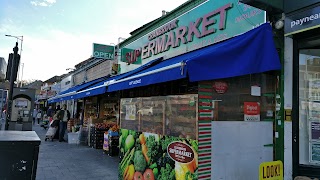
[[300, 49, 320, 57]]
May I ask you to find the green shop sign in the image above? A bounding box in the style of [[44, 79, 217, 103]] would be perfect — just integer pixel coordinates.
[[121, 0, 265, 70], [92, 43, 115, 59]]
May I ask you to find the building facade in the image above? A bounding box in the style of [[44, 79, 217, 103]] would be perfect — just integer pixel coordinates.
[[284, 0, 320, 179]]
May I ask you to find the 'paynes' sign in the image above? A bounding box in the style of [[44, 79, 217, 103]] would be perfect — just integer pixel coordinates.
[[285, 5, 320, 36], [92, 43, 114, 59]]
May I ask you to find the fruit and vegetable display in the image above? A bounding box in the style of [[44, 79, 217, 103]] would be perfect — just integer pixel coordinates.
[[110, 124, 120, 132], [119, 129, 198, 180], [94, 122, 117, 130]]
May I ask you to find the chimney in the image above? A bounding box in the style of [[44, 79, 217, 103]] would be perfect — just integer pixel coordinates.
[[162, 10, 166, 16]]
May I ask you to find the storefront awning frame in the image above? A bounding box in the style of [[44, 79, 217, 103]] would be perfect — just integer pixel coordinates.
[[106, 23, 281, 92]]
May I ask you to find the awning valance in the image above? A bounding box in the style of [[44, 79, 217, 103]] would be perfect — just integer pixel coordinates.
[[47, 76, 108, 103], [106, 23, 281, 92], [73, 57, 164, 99]]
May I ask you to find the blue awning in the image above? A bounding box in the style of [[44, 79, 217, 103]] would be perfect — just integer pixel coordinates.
[[48, 76, 108, 103], [107, 23, 281, 92], [75, 80, 108, 99], [185, 23, 281, 82], [107, 57, 186, 92], [74, 57, 164, 99]]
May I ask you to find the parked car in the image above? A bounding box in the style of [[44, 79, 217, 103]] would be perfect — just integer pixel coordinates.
[[137, 106, 162, 116]]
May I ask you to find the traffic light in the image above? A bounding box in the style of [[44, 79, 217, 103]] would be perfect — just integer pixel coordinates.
[[5, 53, 20, 82], [5, 53, 13, 81]]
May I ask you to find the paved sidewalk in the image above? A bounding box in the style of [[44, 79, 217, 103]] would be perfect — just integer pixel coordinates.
[[34, 124, 119, 180]]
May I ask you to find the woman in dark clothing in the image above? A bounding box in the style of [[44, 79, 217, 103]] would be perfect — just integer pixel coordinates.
[[53, 105, 61, 140], [55, 105, 61, 114]]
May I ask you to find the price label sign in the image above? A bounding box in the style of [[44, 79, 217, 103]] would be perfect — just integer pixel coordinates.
[[259, 161, 283, 180]]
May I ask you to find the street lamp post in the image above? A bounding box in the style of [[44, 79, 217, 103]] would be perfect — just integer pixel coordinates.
[[5, 35, 23, 87], [110, 43, 116, 60], [5, 42, 19, 130], [116, 37, 126, 61], [20, 63, 24, 87]]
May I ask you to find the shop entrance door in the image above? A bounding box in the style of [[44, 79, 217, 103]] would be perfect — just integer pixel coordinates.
[[210, 73, 277, 179], [293, 33, 320, 177]]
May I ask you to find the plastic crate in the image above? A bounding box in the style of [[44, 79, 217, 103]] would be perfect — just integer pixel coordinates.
[[68, 132, 79, 144], [108, 130, 119, 136], [108, 146, 119, 156]]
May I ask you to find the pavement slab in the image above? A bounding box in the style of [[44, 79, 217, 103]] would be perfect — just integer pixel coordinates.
[[33, 124, 119, 180]]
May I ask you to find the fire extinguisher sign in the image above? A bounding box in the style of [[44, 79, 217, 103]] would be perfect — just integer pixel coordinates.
[[259, 160, 283, 180]]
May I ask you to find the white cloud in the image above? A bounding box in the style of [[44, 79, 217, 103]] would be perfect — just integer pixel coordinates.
[[39, 2, 48, 6], [44, 0, 56, 4], [30, 0, 56, 7]]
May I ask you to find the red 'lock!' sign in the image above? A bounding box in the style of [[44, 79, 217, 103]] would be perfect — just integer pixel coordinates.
[[213, 81, 228, 94]]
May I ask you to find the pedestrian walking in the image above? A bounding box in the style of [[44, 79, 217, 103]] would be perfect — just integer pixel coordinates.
[[57, 104, 70, 142], [36, 110, 42, 125], [33, 108, 37, 125], [55, 105, 61, 114], [2, 109, 6, 120], [47, 105, 54, 118]]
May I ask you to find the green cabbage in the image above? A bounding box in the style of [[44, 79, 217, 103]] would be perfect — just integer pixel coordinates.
[[133, 150, 146, 172]]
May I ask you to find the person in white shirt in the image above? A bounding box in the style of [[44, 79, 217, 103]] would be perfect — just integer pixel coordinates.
[[36, 110, 42, 125]]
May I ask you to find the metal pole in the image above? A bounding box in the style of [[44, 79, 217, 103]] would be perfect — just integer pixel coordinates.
[[0, 89, 3, 119], [5, 35, 23, 87], [19, 36, 23, 87], [20, 63, 24, 87], [117, 37, 126, 63], [5, 42, 19, 130]]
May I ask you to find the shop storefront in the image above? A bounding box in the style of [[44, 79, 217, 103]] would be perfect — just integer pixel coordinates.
[[47, 76, 119, 146], [105, 1, 281, 179], [46, 1, 282, 179], [285, 1, 320, 178], [82, 94, 119, 149]]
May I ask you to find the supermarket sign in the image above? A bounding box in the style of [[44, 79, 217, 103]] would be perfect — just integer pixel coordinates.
[[92, 43, 114, 59], [259, 161, 283, 180], [167, 141, 194, 163], [121, 0, 265, 69]]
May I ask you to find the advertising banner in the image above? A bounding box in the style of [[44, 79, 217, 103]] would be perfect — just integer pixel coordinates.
[[244, 102, 260, 121], [119, 129, 198, 180]]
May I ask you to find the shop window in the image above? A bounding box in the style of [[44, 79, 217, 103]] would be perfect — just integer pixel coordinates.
[[120, 98, 140, 132], [139, 96, 166, 135], [165, 95, 197, 139], [212, 73, 277, 121], [83, 97, 98, 127], [65, 81, 70, 85], [120, 94, 198, 139], [299, 49, 320, 165], [99, 98, 118, 122]]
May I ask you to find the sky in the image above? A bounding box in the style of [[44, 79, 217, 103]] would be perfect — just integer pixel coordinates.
[[0, 0, 187, 81]]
